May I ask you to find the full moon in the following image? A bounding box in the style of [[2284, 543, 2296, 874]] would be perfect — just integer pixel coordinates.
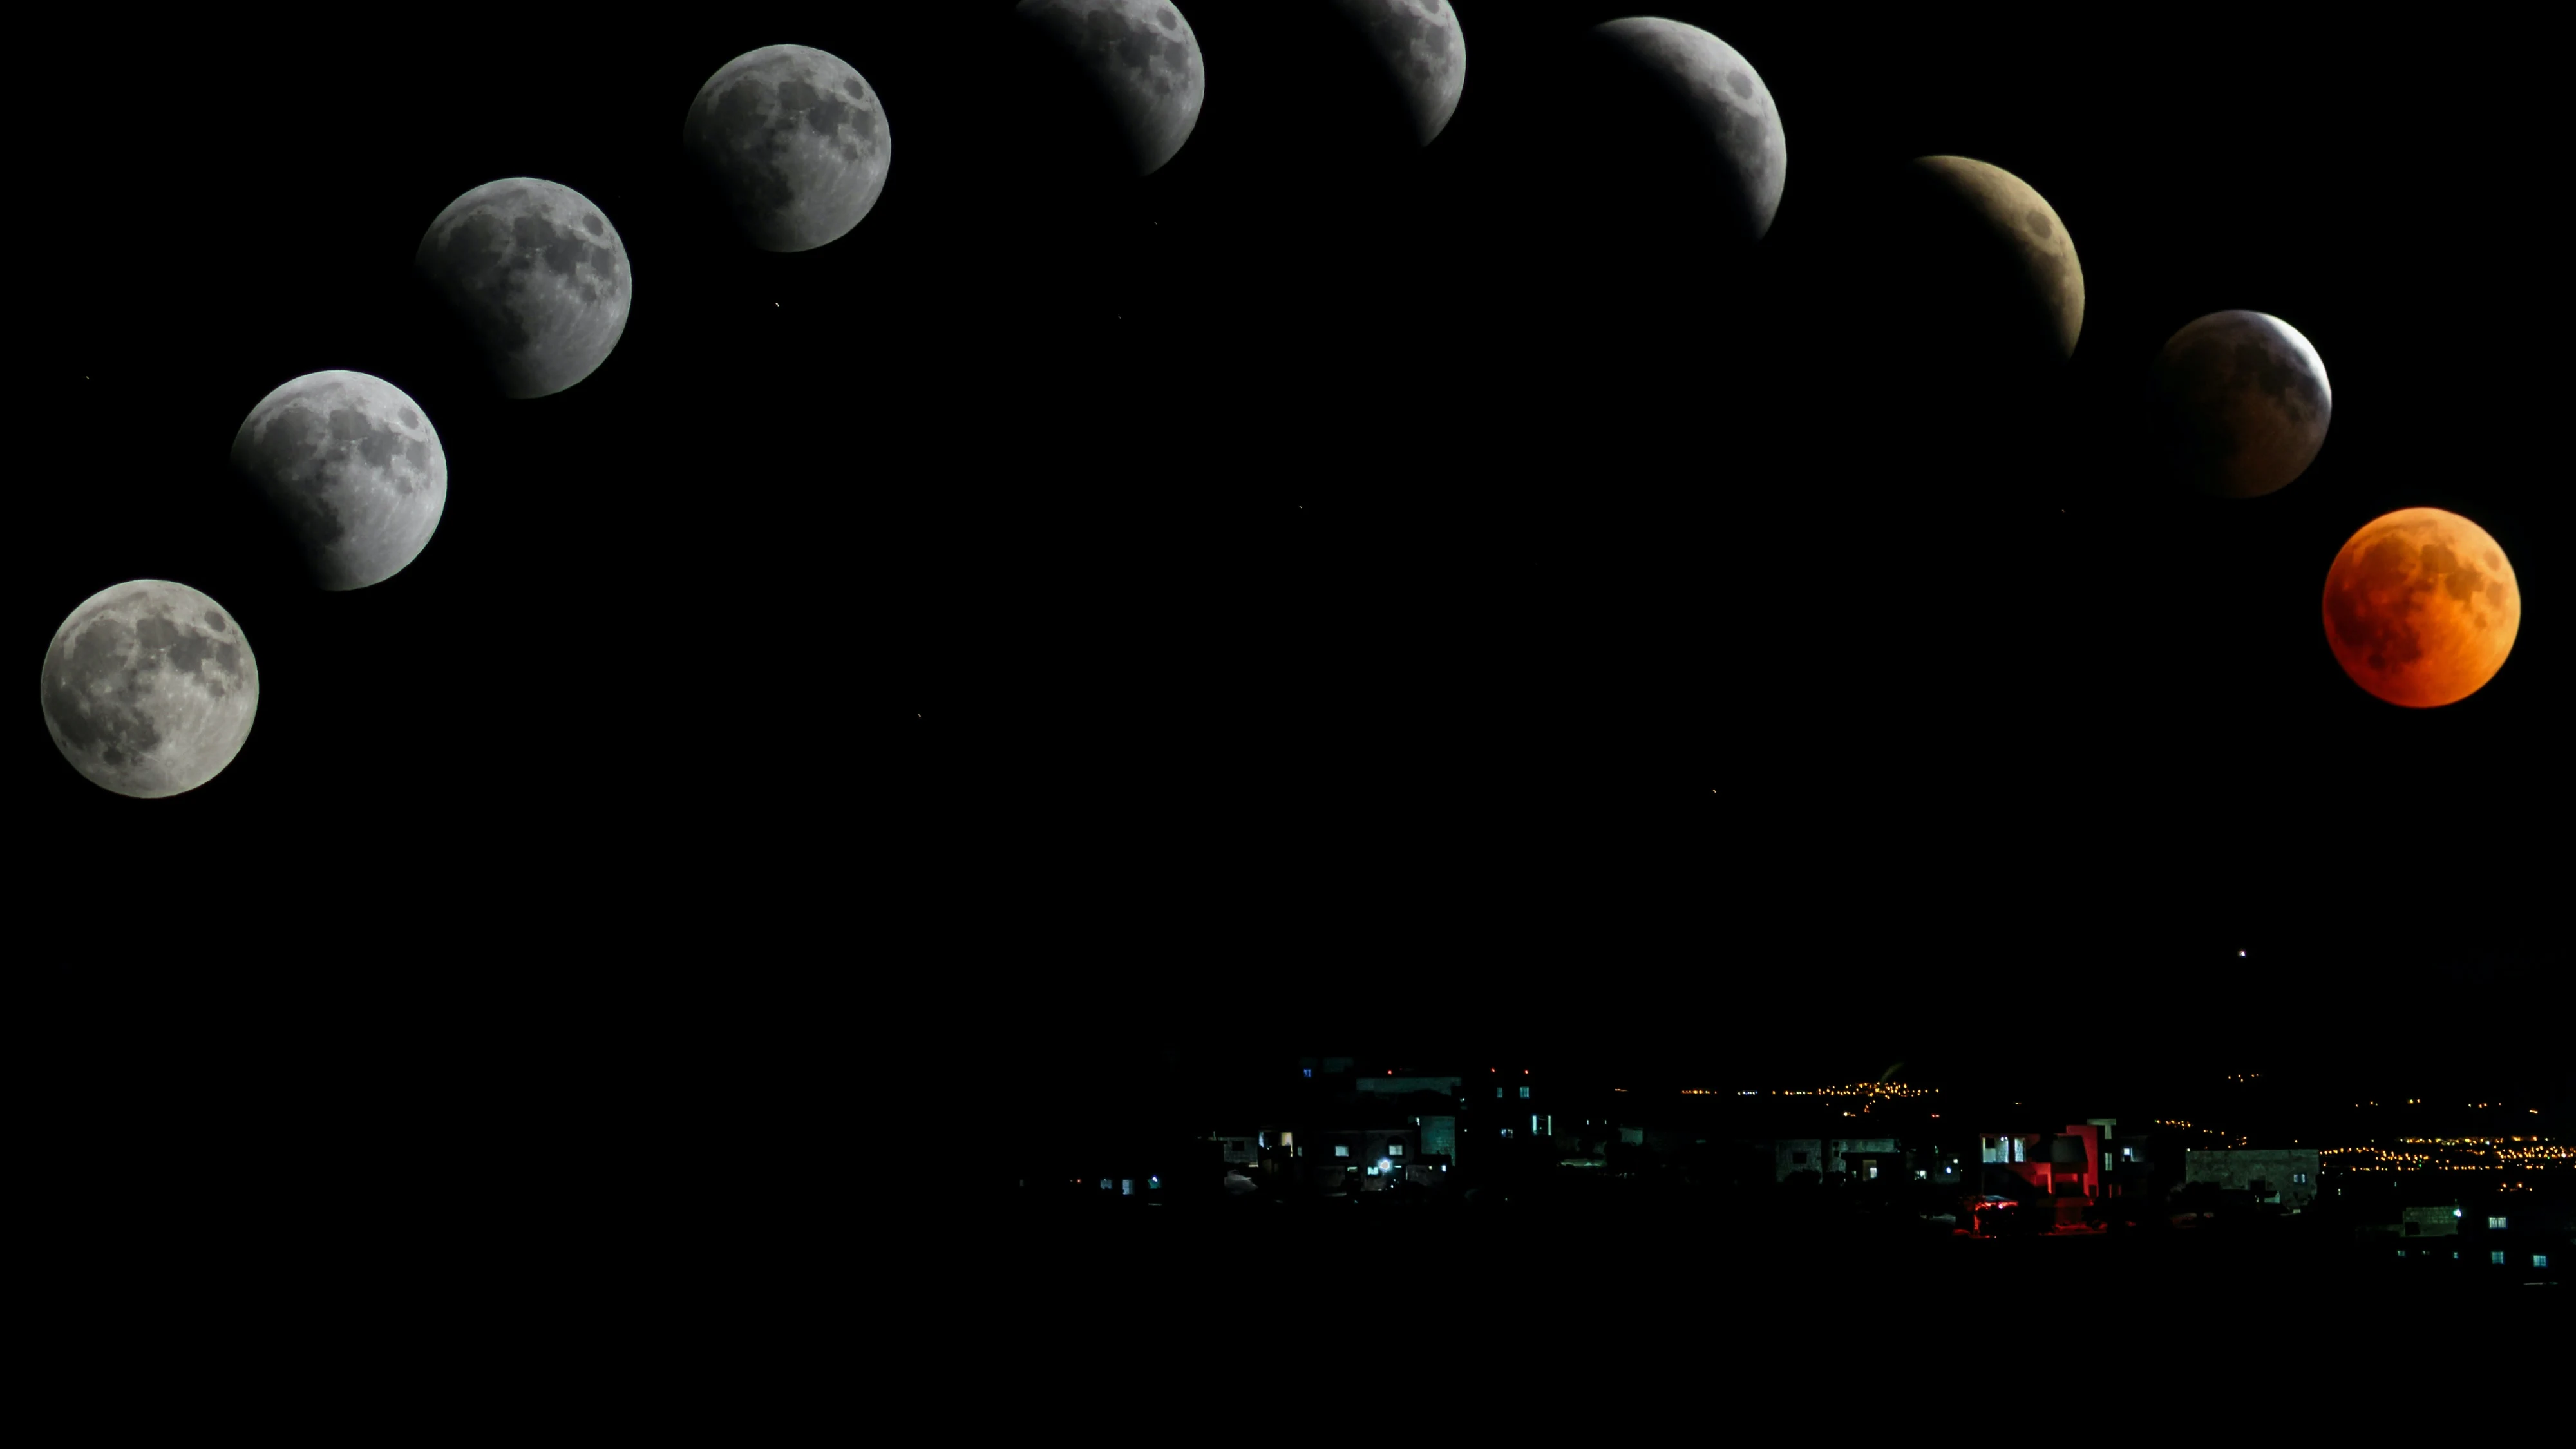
[[229, 371, 446, 590], [2323, 508, 2520, 708], [416, 178, 632, 399], [1583, 17, 1786, 242], [2152, 310, 2332, 498], [1015, 0, 1206, 177], [40, 580, 258, 799], [683, 44, 891, 252]]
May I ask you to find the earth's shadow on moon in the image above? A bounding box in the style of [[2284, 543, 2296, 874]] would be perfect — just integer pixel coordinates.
[[987, 6, 1170, 207], [1540, 24, 1779, 262]]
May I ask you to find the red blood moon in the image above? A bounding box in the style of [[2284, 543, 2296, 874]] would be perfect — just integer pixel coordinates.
[[2322, 508, 2520, 708]]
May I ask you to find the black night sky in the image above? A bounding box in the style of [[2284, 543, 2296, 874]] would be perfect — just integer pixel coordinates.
[[26, 5, 2562, 1126]]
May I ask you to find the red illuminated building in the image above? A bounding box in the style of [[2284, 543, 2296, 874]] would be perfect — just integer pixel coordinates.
[[1975, 1121, 2119, 1224]]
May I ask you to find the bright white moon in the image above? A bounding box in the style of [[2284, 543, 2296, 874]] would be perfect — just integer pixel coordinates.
[[40, 580, 258, 798]]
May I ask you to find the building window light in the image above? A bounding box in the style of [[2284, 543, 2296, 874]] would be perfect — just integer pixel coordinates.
[[1519, 1086, 1531, 1099], [2488, 1215, 2508, 1229], [2491, 1251, 2506, 1265], [1334, 1145, 1349, 1158], [2537, 1254, 2551, 1269], [1389, 1144, 1404, 1155]]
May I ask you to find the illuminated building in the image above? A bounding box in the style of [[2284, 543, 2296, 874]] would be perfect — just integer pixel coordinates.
[[1975, 1122, 2107, 1214], [2380, 1191, 2571, 1276], [2182, 1146, 2324, 1210], [1356, 1072, 1465, 1103], [1252, 1054, 1538, 1193], [1771, 1137, 1902, 1183]]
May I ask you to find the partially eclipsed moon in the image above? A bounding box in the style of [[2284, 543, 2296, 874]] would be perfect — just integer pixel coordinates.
[[416, 178, 632, 399], [1015, 0, 1206, 177], [1329, 0, 1466, 147], [684, 44, 891, 252], [230, 370, 446, 589], [2323, 508, 2519, 708], [40, 580, 259, 798], [1900, 156, 2085, 363], [2152, 310, 2332, 498], [1587, 17, 1786, 242]]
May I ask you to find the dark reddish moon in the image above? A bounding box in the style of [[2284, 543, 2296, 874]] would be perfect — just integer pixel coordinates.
[[2322, 508, 2520, 708], [2150, 309, 2331, 498]]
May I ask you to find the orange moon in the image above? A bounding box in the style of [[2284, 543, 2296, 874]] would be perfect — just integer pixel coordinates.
[[2322, 508, 2520, 708]]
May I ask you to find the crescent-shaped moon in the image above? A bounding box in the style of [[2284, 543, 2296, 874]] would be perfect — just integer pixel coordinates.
[[1015, 0, 1206, 178], [1330, 0, 1467, 148], [1905, 155, 2085, 363], [1587, 17, 1787, 242]]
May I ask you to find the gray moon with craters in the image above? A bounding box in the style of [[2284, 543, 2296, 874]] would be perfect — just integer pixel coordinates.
[[415, 178, 632, 399], [1016, 0, 1206, 176], [1590, 17, 1786, 240], [1329, 0, 1466, 147], [684, 44, 891, 252], [229, 371, 446, 590], [40, 580, 258, 799], [2151, 310, 2332, 498]]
